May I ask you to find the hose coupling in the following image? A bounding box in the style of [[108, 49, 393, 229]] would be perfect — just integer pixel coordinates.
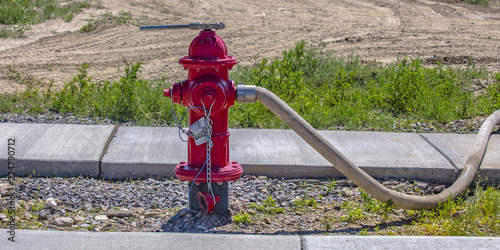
[[236, 84, 256, 103]]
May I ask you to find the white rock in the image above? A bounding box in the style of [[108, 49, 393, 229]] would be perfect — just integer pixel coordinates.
[[94, 215, 109, 221], [0, 183, 13, 196], [72, 216, 85, 223], [53, 217, 74, 227], [340, 188, 353, 197], [45, 198, 57, 209], [80, 223, 91, 228]]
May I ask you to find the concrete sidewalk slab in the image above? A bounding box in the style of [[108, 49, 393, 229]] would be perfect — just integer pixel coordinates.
[[302, 235, 500, 250], [7, 122, 497, 183], [420, 133, 500, 182], [102, 128, 457, 182], [101, 127, 186, 179], [231, 129, 456, 182], [0, 229, 301, 250], [3, 229, 499, 250], [0, 123, 114, 177]]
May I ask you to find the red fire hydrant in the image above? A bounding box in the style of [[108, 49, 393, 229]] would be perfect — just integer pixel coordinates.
[[141, 22, 243, 214]]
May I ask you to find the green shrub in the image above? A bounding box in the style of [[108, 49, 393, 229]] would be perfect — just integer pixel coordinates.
[[250, 196, 284, 215], [1, 42, 499, 130], [49, 62, 176, 125], [411, 186, 500, 236], [461, 0, 492, 5], [230, 42, 496, 130], [233, 212, 252, 224]]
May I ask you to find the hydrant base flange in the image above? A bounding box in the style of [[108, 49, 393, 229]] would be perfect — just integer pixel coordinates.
[[175, 161, 243, 183]]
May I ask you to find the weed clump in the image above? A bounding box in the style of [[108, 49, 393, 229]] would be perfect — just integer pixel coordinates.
[[1, 42, 499, 130], [230, 42, 500, 130]]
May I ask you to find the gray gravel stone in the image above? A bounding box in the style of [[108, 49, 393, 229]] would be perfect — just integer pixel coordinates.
[[39, 210, 51, 220], [107, 210, 134, 218]]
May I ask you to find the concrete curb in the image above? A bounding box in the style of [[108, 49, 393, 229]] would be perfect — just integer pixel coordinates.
[[0, 229, 301, 250], [302, 235, 500, 250], [1, 229, 499, 250]]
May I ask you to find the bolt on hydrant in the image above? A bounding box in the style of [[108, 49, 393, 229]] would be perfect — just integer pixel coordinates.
[[140, 22, 253, 214]]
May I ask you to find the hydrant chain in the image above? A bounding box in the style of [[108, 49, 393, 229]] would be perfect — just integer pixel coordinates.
[[203, 103, 214, 186]]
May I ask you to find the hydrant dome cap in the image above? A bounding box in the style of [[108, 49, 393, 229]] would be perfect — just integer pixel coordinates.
[[188, 30, 227, 60]]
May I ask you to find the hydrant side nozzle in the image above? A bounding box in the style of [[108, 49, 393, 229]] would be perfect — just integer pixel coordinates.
[[165, 82, 183, 104], [164, 88, 171, 98], [236, 84, 257, 103]]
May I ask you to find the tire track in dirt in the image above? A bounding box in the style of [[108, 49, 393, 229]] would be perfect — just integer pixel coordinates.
[[0, 0, 499, 94]]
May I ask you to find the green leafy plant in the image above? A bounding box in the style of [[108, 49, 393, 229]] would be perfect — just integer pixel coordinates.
[[461, 0, 492, 5], [80, 22, 97, 32], [341, 201, 365, 223], [31, 200, 45, 212], [294, 193, 319, 212], [230, 42, 497, 131], [326, 178, 338, 194], [250, 196, 284, 215], [1, 42, 499, 131], [360, 189, 395, 221], [410, 185, 500, 236], [233, 212, 252, 224], [360, 190, 381, 213], [359, 228, 370, 235], [299, 180, 310, 189]]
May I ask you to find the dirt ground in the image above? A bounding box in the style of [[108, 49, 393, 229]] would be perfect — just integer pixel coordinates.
[[1, 0, 499, 94]]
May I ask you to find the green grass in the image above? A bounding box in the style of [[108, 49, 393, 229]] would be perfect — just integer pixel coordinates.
[[233, 211, 253, 224], [398, 184, 500, 236], [1, 62, 177, 126], [249, 196, 284, 215], [230, 42, 500, 130], [0, 0, 92, 38], [1, 42, 499, 131], [461, 0, 493, 5], [80, 11, 134, 33], [325, 178, 338, 195]]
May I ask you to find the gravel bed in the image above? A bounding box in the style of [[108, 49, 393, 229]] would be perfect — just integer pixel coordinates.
[[0, 176, 448, 235], [0, 113, 491, 235], [0, 113, 116, 125], [1, 112, 496, 134]]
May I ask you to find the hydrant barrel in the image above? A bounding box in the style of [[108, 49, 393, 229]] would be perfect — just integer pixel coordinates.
[[164, 27, 243, 184], [143, 22, 241, 214]]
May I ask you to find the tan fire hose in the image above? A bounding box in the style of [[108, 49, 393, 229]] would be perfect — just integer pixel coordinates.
[[237, 84, 500, 209]]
